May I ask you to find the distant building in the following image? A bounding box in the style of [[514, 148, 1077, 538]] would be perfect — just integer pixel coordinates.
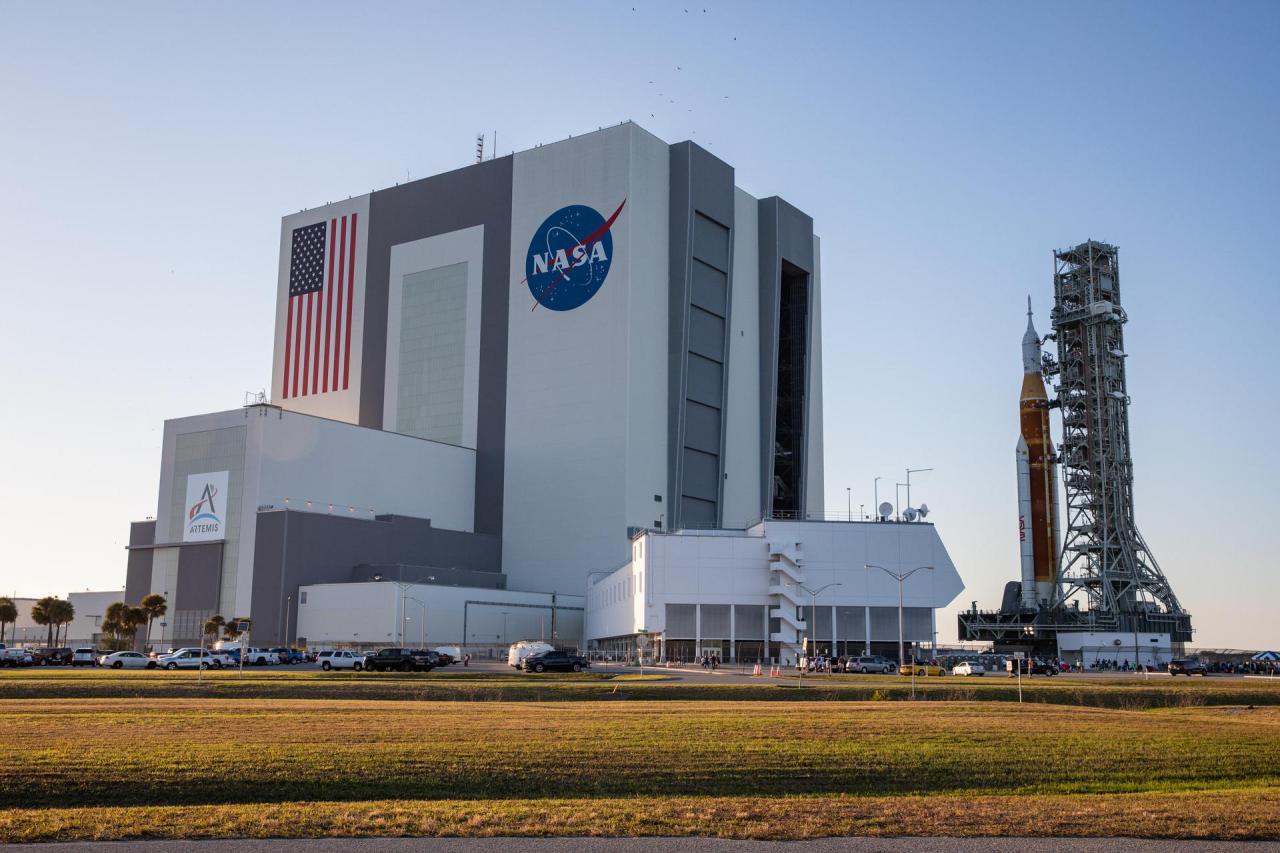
[[64, 590, 124, 647]]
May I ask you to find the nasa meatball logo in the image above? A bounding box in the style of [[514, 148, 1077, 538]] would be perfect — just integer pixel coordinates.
[[524, 199, 625, 311]]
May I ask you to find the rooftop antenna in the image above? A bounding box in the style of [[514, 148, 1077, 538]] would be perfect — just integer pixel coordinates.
[[493, 130, 498, 159], [475, 133, 485, 164]]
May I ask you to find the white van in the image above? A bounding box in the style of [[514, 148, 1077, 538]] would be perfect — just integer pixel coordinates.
[[507, 640, 555, 668]]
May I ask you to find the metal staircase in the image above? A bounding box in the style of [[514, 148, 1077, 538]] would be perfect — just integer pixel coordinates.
[[767, 541, 806, 662]]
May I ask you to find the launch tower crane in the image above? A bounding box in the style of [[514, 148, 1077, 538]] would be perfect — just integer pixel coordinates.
[[1046, 240, 1191, 642]]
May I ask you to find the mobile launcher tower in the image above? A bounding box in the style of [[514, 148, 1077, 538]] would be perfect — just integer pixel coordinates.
[[959, 240, 1193, 655]]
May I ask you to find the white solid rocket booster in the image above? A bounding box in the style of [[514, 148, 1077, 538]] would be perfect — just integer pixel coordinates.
[[1016, 435, 1036, 609]]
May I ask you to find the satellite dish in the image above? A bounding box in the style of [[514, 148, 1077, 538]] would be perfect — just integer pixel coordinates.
[[917, 504, 929, 518], [878, 502, 893, 520], [903, 507, 918, 522]]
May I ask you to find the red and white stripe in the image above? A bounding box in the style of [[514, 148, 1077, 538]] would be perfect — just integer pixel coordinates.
[[282, 212, 358, 399]]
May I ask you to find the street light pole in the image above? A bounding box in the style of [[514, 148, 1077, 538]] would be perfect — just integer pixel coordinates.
[[846, 487, 851, 521], [864, 564, 934, 670], [404, 597, 428, 649], [786, 582, 841, 681], [905, 467, 934, 515], [370, 573, 436, 647]]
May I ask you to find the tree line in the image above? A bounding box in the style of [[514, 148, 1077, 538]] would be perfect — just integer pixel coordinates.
[[0, 593, 169, 651]]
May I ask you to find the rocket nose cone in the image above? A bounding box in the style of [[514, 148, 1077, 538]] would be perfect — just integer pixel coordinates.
[[1016, 434, 1029, 453]]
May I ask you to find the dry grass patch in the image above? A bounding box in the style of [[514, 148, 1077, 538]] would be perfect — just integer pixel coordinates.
[[2, 790, 1278, 843]]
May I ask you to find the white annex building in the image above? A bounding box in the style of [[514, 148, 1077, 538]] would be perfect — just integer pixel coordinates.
[[119, 122, 965, 657], [587, 520, 963, 663]]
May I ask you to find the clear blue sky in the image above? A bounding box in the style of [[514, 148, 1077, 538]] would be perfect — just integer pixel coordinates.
[[1, 2, 1276, 648]]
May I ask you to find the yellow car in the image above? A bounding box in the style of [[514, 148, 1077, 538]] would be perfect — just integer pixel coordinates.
[[898, 663, 947, 677]]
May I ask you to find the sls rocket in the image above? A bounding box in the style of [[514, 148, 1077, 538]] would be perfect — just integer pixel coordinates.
[[1016, 298, 1059, 609]]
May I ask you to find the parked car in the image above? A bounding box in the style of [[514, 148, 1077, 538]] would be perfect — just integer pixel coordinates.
[[507, 640, 555, 669], [845, 655, 897, 674], [100, 651, 156, 669], [434, 646, 463, 664], [363, 648, 435, 672], [0, 644, 34, 667], [1169, 658, 1207, 677], [1006, 657, 1058, 676], [32, 647, 74, 666], [269, 647, 304, 665], [239, 648, 277, 666], [952, 661, 987, 677], [319, 650, 365, 671], [899, 661, 947, 677], [157, 649, 228, 670], [71, 648, 99, 667], [522, 650, 589, 673]]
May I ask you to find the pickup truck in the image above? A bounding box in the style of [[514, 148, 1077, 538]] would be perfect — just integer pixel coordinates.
[[362, 648, 436, 673], [0, 644, 34, 667]]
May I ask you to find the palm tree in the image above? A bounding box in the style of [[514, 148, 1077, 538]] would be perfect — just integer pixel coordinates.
[[48, 599, 75, 647], [0, 597, 16, 645], [222, 618, 245, 642], [123, 607, 147, 650], [31, 597, 58, 647], [203, 615, 225, 645], [103, 602, 129, 651], [140, 594, 167, 648]]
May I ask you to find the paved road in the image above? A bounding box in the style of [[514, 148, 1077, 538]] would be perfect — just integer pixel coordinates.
[[25, 838, 1280, 852]]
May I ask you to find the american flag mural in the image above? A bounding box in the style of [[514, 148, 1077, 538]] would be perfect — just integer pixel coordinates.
[[281, 213, 358, 398]]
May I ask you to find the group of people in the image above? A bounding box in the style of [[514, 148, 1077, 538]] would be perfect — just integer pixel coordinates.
[[1205, 659, 1278, 675], [1089, 658, 1143, 671], [699, 653, 721, 670], [795, 655, 844, 672]]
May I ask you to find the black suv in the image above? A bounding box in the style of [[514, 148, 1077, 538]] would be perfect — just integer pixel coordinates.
[[363, 648, 436, 673], [522, 651, 588, 673], [1168, 658, 1206, 677], [1007, 657, 1058, 676]]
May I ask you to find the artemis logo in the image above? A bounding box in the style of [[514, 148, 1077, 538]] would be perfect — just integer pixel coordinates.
[[524, 200, 625, 311], [183, 471, 229, 542], [189, 484, 219, 527]]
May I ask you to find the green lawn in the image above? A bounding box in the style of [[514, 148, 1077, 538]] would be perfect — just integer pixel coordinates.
[[4, 666, 1278, 708], [1, 697, 1278, 841]]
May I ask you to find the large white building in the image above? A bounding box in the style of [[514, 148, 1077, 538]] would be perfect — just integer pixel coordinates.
[[587, 520, 962, 663], [121, 122, 962, 655]]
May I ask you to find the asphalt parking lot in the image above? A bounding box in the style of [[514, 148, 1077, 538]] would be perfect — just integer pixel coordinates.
[[5, 657, 1275, 687]]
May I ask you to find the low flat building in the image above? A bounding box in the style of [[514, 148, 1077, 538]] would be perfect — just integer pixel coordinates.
[[65, 590, 124, 647], [586, 519, 964, 664], [295, 580, 583, 657]]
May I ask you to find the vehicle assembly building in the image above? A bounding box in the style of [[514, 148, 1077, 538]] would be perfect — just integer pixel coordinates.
[[120, 122, 964, 656], [960, 241, 1192, 665]]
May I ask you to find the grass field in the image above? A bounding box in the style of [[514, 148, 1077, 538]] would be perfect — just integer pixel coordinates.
[[4, 667, 1279, 708], [2, 697, 1278, 842]]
